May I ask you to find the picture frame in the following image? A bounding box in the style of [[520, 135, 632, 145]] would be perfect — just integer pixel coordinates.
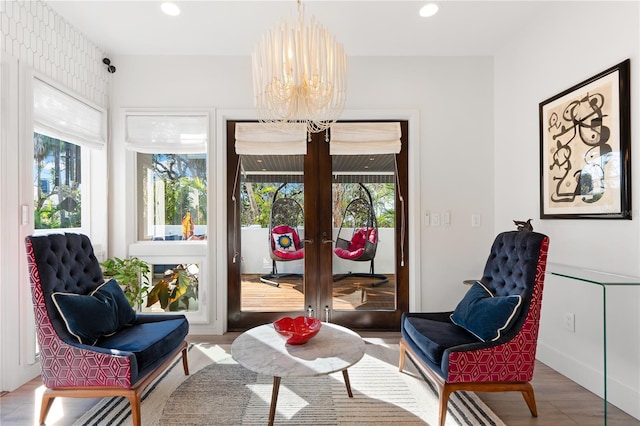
[[539, 59, 631, 219]]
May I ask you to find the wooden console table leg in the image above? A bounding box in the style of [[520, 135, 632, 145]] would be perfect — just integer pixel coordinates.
[[268, 376, 281, 426], [342, 369, 354, 397]]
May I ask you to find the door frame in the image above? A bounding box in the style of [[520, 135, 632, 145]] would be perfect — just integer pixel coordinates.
[[215, 109, 421, 333]]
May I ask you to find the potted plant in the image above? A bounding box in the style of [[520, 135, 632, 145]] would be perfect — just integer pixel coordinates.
[[100, 257, 151, 309], [146, 264, 199, 312]]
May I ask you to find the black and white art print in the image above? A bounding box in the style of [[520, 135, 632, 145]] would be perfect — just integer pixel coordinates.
[[539, 59, 631, 219]]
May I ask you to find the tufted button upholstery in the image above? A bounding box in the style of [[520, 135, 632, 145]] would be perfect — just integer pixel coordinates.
[[479, 231, 546, 333], [31, 233, 103, 294], [481, 231, 544, 297], [29, 233, 104, 343]]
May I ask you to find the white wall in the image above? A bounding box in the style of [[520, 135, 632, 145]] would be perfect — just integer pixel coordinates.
[[494, 1, 640, 419], [108, 54, 496, 333]]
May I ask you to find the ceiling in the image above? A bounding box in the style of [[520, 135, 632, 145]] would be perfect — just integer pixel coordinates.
[[47, 1, 545, 57]]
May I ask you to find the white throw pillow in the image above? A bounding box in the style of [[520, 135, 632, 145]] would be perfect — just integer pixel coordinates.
[[273, 232, 296, 252]]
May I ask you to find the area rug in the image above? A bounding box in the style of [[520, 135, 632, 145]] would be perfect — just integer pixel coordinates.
[[74, 339, 505, 426]]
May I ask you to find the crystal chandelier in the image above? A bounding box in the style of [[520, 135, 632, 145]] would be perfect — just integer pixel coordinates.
[[252, 1, 347, 134]]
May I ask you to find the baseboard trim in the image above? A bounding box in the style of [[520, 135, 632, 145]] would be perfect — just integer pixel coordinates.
[[537, 342, 640, 420]]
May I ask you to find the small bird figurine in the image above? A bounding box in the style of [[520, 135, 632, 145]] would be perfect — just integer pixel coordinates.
[[513, 219, 533, 232]]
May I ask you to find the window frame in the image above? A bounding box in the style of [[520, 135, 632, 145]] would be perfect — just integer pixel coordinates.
[[124, 109, 211, 324], [128, 244, 209, 323]]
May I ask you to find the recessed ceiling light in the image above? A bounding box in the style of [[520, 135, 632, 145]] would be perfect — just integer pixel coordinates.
[[161, 2, 181, 17], [419, 3, 439, 18]]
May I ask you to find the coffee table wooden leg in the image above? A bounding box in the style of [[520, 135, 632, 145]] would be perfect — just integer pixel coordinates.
[[342, 369, 354, 397], [268, 376, 281, 426]]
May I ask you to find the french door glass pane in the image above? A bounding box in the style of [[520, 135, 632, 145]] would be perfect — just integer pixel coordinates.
[[331, 154, 397, 311], [239, 155, 305, 312]]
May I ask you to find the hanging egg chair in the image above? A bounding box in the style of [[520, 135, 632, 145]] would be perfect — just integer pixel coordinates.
[[260, 183, 305, 287], [333, 183, 389, 287]]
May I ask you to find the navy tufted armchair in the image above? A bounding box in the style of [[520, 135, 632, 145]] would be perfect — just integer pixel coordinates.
[[25, 233, 190, 426], [399, 230, 549, 426]]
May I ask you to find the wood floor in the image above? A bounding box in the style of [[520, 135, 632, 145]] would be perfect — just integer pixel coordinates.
[[241, 273, 396, 311], [1, 332, 638, 426]]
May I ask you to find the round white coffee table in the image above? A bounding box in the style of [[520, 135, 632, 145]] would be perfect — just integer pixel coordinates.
[[231, 322, 365, 426]]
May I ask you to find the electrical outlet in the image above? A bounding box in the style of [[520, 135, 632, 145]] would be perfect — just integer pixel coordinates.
[[471, 213, 481, 227], [564, 312, 575, 332]]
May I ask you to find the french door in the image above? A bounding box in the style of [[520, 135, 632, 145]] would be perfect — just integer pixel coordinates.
[[227, 121, 408, 331]]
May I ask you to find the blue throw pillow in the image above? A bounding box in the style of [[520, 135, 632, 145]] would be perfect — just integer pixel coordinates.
[[450, 281, 522, 342], [52, 279, 137, 345]]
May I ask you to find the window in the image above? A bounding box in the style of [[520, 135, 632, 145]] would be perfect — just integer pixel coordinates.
[[137, 153, 207, 241], [33, 132, 84, 229], [143, 262, 200, 313], [127, 111, 209, 321], [32, 77, 106, 236]]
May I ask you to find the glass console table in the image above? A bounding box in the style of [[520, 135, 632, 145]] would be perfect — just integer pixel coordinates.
[[547, 262, 640, 425]]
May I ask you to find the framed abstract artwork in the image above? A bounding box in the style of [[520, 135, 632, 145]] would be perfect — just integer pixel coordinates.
[[539, 59, 631, 219]]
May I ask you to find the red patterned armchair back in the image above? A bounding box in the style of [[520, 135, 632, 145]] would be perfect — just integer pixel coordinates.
[[25, 233, 133, 388]]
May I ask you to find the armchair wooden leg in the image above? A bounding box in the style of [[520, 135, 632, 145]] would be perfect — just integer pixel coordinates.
[[181, 347, 190, 375], [398, 338, 406, 372], [39, 390, 55, 425], [521, 382, 538, 417], [439, 383, 453, 426], [126, 392, 142, 426]]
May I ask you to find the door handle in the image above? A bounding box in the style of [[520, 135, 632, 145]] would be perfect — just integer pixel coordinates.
[[321, 232, 334, 244], [303, 239, 314, 244]]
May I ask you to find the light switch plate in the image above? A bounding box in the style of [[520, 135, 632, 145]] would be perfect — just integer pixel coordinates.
[[431, 212, 441, 226], [443, 211, 450, 225]]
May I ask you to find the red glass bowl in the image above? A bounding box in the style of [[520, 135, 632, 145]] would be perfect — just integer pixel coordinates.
[[273, 316, 322, 345]]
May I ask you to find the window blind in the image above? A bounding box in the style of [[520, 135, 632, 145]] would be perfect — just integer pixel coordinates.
[[125, 114, 208, 154], [235, 122, 307, 155], [33, 77, 105, 149], [329, 122, 401, 155]]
